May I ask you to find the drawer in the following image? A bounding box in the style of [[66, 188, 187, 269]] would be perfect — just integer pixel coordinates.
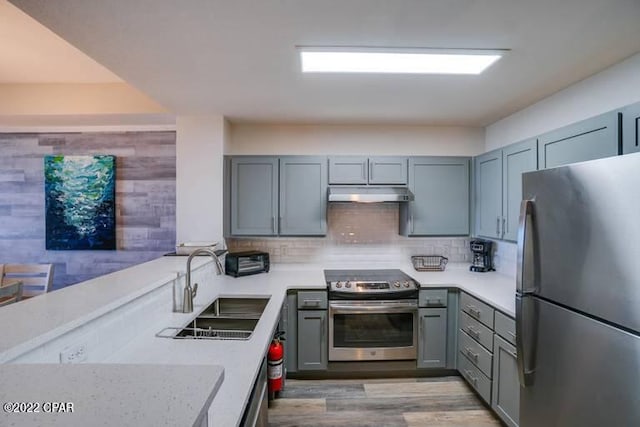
[[297, 291, 328, 309], [419, 289, 448, 307], [494, 311, 516, 346], [459, 312, 494, 352], [461, 292, 495, 329], [459, 329, 493, 378], [459, 351, 492, 404]]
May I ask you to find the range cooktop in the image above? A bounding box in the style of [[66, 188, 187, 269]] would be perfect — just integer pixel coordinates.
[[324, 269, 418, 298]]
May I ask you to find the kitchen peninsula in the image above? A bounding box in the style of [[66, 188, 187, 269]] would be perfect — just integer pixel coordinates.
[[0, 256, 515, 426]]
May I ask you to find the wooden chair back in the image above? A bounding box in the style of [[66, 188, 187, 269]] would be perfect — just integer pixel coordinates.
[[1, 264, 54, 297], [0, 281, 23, 307]]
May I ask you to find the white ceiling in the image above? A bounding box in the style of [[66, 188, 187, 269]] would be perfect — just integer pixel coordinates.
[[0, 0, 120, 83], [7, 0, 640, 126]]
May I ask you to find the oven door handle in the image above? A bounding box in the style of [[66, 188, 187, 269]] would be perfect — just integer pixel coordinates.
[[329, 301, 417, 314]]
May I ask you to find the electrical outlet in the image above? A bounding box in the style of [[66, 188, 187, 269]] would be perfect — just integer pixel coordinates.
[[60, 343, 87, 364]]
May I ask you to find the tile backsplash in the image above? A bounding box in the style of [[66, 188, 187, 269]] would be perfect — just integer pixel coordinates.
[[227, 203, 470, 264]]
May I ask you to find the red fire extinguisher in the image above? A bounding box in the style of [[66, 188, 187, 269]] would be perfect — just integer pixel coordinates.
[[268, 331, 285, 399]]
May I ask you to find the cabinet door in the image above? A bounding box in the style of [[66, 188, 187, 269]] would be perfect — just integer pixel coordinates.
[[369, 156, 408, 185], [282, 293, 298, 374], [328, 156, 368, 184], [279, 156, 327, 236], [502, 139, 537, 241], [297, 310, 327, 371], [407, 157, 469, 235], [622, 102, 640, 154], [474, 150, 502, 239], [492, 335, 519, 427], [538, 111, 621, 169], [230, 157, 278, 236], [417, 307, 447, 369]]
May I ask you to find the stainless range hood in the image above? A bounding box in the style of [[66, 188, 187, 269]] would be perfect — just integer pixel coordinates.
[[328, 186, 414, 203]]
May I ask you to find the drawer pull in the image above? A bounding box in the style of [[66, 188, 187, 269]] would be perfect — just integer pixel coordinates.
[[303, 299, 321, 306], [426, 298, 442, 305], [466, 326, 481, 340], [464, 369, 478, 386], [465, 347, 479, 361], [466, 305, 481, 319]]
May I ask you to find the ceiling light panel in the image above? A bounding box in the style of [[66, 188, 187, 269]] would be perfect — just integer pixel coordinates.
[[300, 48, 505, 75]]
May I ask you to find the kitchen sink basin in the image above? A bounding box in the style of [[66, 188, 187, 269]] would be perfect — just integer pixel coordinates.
[[156, 296, 269, 341]]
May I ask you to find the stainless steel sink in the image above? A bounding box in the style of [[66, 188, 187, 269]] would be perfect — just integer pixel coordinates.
[[156, 296, 269, 341]]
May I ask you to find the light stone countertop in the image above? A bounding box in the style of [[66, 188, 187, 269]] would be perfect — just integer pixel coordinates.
[[0, 256, 516, 427], [0, 364, 224, 427]]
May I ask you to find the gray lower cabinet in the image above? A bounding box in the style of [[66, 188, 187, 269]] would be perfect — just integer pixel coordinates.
[[281, 293, 298, 374], [230, 156, 279, 235], [297, 310, 328, 371], [622, 101, 640, 154], [279, 156, 327, 236], [492, 334, 519, 427], [417, 307, 447, 368], [538, 110, 621, 169], [403, 157, 469, 236]]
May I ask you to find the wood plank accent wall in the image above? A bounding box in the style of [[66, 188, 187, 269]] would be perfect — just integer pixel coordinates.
[[0, 131, 176, 290]]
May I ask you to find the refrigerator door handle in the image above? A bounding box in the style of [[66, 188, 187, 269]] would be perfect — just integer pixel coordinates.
[[517, 199, 536, 294], [516, 294, 537, 387]]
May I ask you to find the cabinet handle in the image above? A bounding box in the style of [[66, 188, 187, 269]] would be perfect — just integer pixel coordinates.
[[508, 350, 517, 358], [507, 331, 516, 338], [369, 162, 374, 181], [465, 347, 479, 361], [466, 326, 481, 340], [635, 117, 639, 147], [410, 214, 414, 233], [502, 217, 506, 237], [426, 298, 442, 306], [464, 369, 478, 386], [466, 305, 481, 319], [272, 216, 276, 232], [496, 216, 501, 236], [303, 299, 321, 306], [279, 216, 282, 231]]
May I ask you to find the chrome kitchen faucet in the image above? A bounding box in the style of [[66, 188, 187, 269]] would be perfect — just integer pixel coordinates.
[[182, 248, 224, 313]]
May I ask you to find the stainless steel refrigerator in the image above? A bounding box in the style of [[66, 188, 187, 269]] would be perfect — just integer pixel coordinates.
[[517, 152, 640, 427]]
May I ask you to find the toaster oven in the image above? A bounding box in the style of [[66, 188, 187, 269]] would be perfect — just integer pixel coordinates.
[[225, 251, 270, 277]]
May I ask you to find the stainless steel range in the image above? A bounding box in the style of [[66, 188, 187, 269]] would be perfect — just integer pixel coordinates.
[[324, 269, 419, 362]]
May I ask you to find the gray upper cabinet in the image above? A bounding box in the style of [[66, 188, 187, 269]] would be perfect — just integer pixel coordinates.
[[474, 140, 537, 241], [622, 101, 640, 154], [538, 110, 621, 169], [502, 139, 537, 241], [404, 157, 469, 236], [230, 156, 279, 236], [328, 156, 369, 184], [474, 150, 502, 239], [328, 156, 407, 185], [492, 334, 520, 427], [279, 156, 328, 236], [417, 307, 447, 369], [368, 156, 408, 184]]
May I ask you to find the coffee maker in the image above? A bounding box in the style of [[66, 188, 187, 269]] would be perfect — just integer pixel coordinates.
[[469, 239, 494, 272]]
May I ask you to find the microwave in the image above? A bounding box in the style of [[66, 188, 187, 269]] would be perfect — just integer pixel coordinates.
[[225, 251, 270, 277]]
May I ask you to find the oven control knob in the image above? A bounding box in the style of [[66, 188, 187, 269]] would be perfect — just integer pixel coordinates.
[[393, 281, 401, 288], [345, 282, 352, 288], [336, 282, 342, 288], [403, 281, 410, 288]]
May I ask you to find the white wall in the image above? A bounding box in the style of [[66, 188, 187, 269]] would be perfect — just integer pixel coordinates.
[[228, 124, 484, 156], [176, 116, 227, 245], [486, 52, 640, 151]]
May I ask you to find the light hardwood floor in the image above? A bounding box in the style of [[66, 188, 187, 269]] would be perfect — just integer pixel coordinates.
[[268, 376, 502, 427]]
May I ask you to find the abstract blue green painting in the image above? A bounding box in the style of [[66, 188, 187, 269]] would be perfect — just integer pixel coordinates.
[[45, 155, 116, 250]]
